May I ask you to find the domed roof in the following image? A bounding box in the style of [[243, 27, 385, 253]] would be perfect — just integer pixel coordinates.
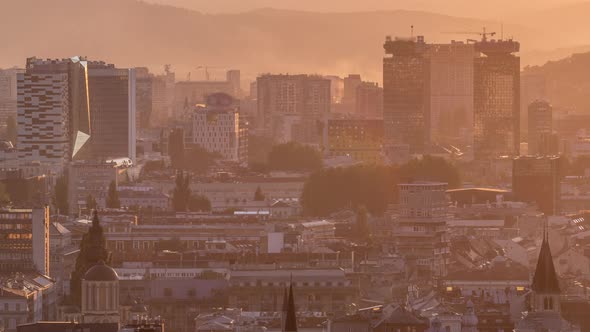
[[84, 261, 118, 281]]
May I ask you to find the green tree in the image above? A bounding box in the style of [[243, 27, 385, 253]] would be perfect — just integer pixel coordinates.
[[398, 155, 461, 188], [248, 135, 274, 166], [183, 145, 220, 174], [52, 174, 69, 215], [0, 182, 10, 206], [268, 142, 322, 171], [172, 171, 191, 211], [168, 128, 185, 169], [301, 156, 461, 217], [85, 194, 97, 211], [254, 186, 265, 201], [356, 205, 370, 241], [5, 116, 16, 143], [188, 194, 211, 212], [105, 180, 120, 208]]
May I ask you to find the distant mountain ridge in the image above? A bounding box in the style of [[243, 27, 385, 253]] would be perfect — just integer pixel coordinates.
[[0, 0, 588, 83]]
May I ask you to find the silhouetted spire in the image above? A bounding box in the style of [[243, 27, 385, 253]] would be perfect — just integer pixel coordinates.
[[92, 209, 100, 227], [531, 225, 560, 294], [281, 286, 288, 328], [283, 283, 297, 332]]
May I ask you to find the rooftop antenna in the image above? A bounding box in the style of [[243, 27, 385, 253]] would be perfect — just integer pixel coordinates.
[[501, 23, 504, 40], [411, 25, 414, 39]]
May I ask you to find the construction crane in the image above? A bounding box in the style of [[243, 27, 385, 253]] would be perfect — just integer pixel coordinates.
[[442, 27, 497, 42], [195, 66, 226, 81]]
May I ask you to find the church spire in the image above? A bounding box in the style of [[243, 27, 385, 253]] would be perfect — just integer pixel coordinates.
[[283, 282, 298, 332], [531, 223, 560, 294]]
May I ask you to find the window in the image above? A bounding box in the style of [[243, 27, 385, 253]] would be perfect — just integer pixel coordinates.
[[163, 288, 173, 297]]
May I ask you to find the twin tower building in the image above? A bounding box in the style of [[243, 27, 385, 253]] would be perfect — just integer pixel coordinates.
[[383, 34, 520, 160], [17, 56, 136, 173]]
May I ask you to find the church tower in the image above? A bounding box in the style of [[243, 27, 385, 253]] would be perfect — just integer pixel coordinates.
[[515, 225, 580, 331], [530, 230, 560, 314]]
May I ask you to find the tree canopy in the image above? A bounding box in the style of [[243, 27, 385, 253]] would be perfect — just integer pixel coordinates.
[[172, 171, 191, 211], [106, 180, 120, 208], [268, 142, 322, 172], [301, 156, 461, 217]]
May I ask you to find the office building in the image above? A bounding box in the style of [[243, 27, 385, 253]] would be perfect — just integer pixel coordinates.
[[17, 57, 91, 171], [426, 41, 475, 146], [83, 61, 136, 163], [342, 74, 362, 112], [0, 67, 23, 126], [473, 38, 521, 159], [174, 72, 236, 116], [513, 156, 560, 215], [192, 93, 247, 163], [135, 67, 153, 131], [528, 100, 553, 155], [520, 72, 547, 140], [67, 161, 118, 215], [0, 208, 49, 275], [151, 67, 175, 125], [355, 82, 383, 118], [326, 119, 383, 164], [256, 74, 330, 144], [383, 36, 429, 154], [226, 69, 241, 97], [392, 182, 449, 278]]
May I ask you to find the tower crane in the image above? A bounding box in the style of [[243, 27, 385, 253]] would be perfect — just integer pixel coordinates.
[[442, 27, 497, 42]]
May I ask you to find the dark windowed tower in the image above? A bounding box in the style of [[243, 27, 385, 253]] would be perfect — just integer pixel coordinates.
[[528, 100, 554, 155], [473, 38, 520, 159], [383, 35, 430, 154]]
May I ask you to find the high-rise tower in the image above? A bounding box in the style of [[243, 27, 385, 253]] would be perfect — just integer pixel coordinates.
[[473, 38, 520, 159], [383, 35, 430, 154], [17, 57, 91, 170]]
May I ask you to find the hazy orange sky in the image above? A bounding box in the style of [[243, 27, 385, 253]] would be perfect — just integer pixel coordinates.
[[147, 0, 582, 17]]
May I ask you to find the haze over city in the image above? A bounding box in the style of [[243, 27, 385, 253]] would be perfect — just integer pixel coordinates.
[[3, 1, 590, 332]]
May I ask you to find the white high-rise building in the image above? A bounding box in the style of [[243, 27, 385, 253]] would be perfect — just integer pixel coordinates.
[[192, 93, 247, 163]]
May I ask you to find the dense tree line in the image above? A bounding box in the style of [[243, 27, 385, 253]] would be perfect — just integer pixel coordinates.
[[301, 156, 461, 216], [267, 142, 322, 172], [172, 171, 211, 212]]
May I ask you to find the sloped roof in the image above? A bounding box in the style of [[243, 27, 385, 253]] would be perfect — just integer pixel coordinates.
[[531, 234, 560, 294]]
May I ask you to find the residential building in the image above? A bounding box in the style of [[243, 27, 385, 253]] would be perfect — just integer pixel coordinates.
[[0, 273, 56, 332], [512, 156, 561, 215], [520, 72, 547, 140], [0, 67, 23, 126], [342, 74, 362, 112], [392, 182, 449, 278], [49, 222, 77, 298], [473, 38, 520, 159], [528, 100, 553, 155], [326, 119, 383, 164], [256, 74, 330, 144], [151, 67, 175, 125], [0, 208, 49, 275], [174, 76, 234, 116], [67, 161, 118, 215], [228, 269, 356, 312], [135, 67, 153, 131], [355, 82, 383, 118]]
